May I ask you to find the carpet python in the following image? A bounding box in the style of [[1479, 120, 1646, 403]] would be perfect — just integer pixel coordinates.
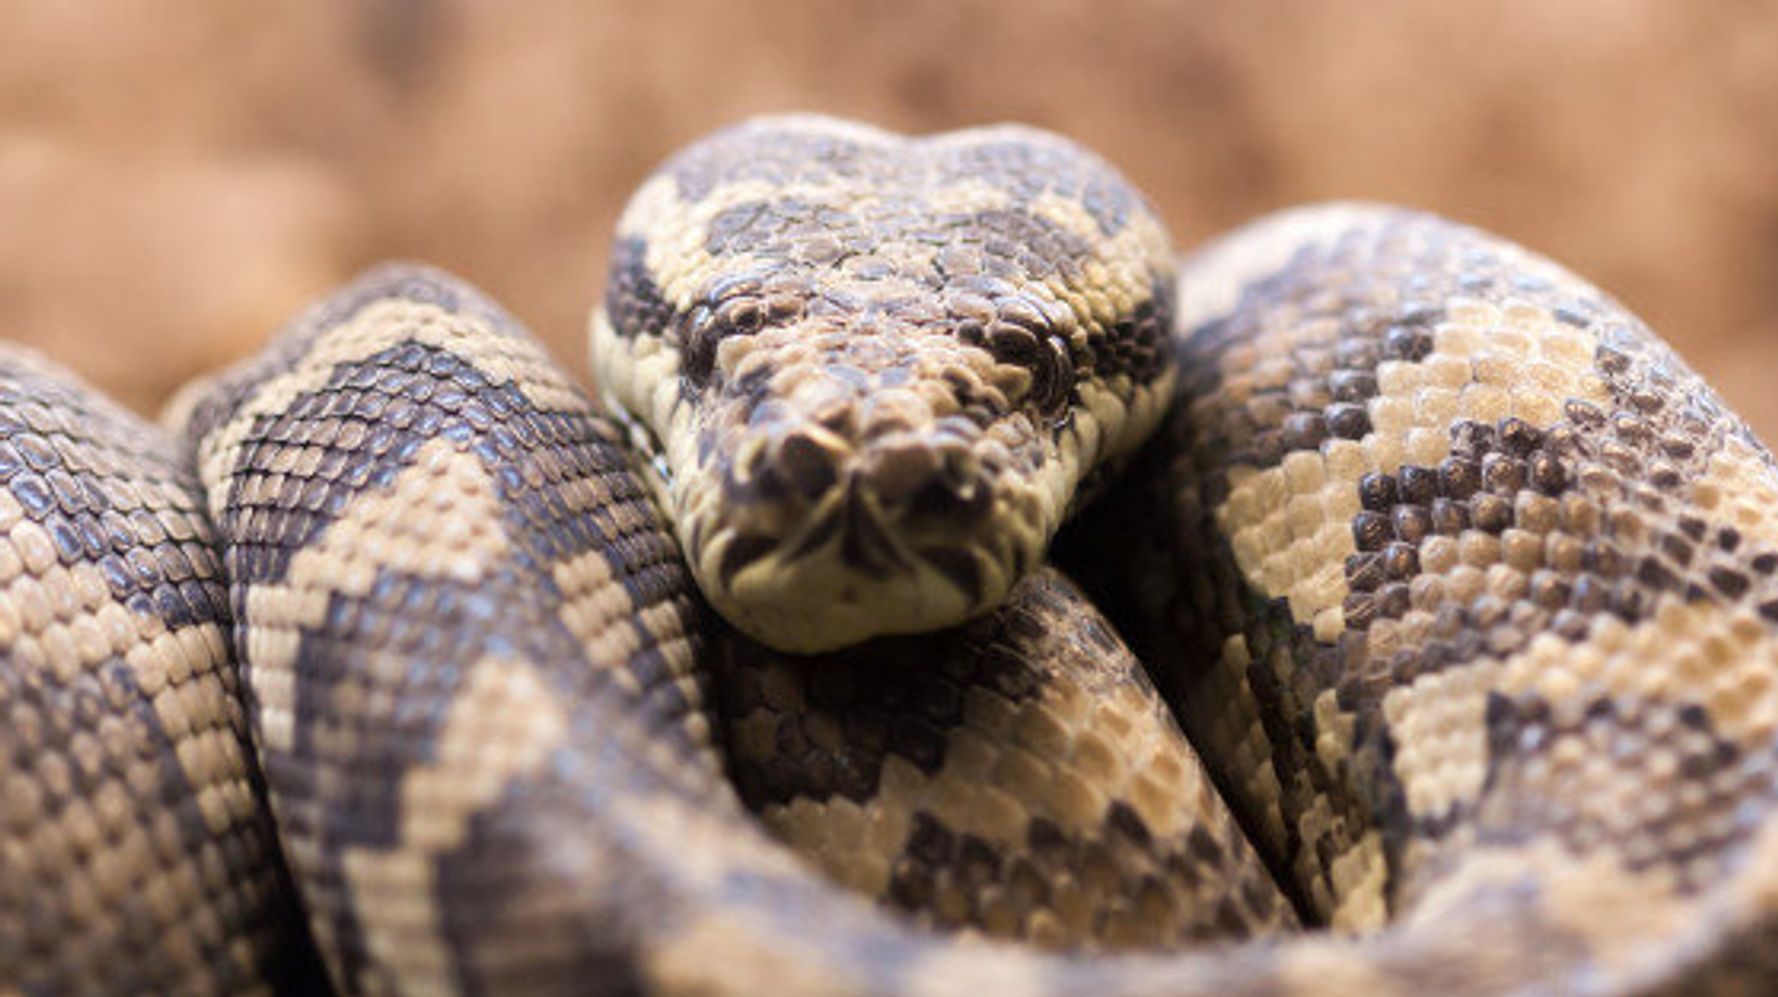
[[1, 114, 1776, 996]]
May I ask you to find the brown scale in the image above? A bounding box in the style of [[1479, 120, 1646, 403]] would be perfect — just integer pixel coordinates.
[[1472, 693, 1777, 890], [177, 266, 717, 993], [1327, 304, 1778, 885], [606, 121, 1173, 395], [715, 567, 1296, 952], [72, 219, 1778, 994], [1340, 415, 1579, 672], [1064, 232, 1417, 916], [162, 263, 1394, 997], [1063, 204, 1778, 985], [0, 347, 317, 994]]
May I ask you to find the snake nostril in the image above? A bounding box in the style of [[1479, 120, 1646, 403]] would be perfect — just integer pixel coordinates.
[[1036, 336, 1074, 414], [777, 427, 847, 501]]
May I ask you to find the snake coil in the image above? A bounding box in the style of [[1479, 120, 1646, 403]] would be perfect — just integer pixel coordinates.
[[3, 117, 1777, 996]]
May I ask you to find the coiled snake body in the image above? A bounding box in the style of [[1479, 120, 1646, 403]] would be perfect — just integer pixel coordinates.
[[3, 115, 1777, 995]]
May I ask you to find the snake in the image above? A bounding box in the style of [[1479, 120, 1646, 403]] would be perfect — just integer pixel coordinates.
[[3, 112, 1778, 996]]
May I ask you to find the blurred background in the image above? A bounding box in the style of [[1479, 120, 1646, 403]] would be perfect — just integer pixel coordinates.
[[3, 1, 1775, 435]]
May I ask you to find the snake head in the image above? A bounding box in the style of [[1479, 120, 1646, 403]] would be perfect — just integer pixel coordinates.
[[591, 114, 1176, 652]]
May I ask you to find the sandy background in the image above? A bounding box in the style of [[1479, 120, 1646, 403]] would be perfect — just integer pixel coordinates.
[[3, 1, 1776, 438]]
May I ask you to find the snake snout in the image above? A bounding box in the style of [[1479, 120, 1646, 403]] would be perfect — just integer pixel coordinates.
[[699, 385, 1031, 652], [760, 405, 995, 539]]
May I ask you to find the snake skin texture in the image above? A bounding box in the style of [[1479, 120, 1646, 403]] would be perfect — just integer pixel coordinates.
[[589, 114, 1177, 652], [171, 268, 722, 994], [156, 263, 1613, 997], [1064, 203, 1778, 991], [0, 347, 315, 994], [715, 566, 1294, 952], [163, 266, 1301, 995], [5, 112, 1778, 997]]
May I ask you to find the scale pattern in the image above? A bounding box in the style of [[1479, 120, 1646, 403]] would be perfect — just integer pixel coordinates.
[[717, 567, 1294, 952], [168, 266, 1313, 995], [1064, 204, 1778, 989], [175, 266, 717, 993], [5, 117, 1778, 995], [0, 347, 311, 995]]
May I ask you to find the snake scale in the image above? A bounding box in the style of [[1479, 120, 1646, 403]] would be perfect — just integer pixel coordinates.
[[4, 114, 1778, 996]]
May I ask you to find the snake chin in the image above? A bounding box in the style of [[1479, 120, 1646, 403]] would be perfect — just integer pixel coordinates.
[[703, 531, 1016, 655]]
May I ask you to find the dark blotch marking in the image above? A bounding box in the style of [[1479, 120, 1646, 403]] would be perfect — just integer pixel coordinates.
[[1106, 800, 1152, 845], [1353, 511, 1392, 551], [905, 811, 957, 865], [1358, 473, 1398, 512], [605, 236, 674, 341], [1398, 465, 1438, 505]]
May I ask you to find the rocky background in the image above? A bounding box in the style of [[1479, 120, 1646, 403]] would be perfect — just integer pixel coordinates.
[[3, 1, 1775, 437]]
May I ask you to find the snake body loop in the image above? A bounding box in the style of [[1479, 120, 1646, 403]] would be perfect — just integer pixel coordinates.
[[0, 349, 317, 993], [2, 116, 1778, 997]]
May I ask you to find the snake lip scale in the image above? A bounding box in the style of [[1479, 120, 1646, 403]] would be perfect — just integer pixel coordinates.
[[2, 115, 1777, 996]]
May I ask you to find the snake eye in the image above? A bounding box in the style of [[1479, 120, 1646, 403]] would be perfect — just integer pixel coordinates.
[[679, 276, 772, 388], [677, 304, 724, 386], [985, 321, 1074, 416]]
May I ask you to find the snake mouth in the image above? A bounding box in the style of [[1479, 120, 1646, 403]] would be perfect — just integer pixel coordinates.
[[686, 421, 1045, 652]]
